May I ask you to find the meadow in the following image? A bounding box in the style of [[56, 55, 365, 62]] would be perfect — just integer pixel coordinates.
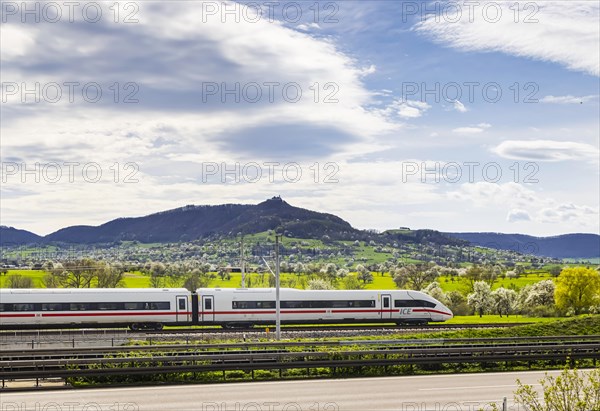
[[0, 270, 553, 292]]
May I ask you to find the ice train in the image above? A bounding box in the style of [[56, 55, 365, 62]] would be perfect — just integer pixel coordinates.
[[0, 287, 453, 330]]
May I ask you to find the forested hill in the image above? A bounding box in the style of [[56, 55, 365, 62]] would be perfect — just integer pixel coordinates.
[[5, 197, 360, 244], [2, 199, 599, 260], [0, 226, 43, 245], [445, 232, 600, 259]]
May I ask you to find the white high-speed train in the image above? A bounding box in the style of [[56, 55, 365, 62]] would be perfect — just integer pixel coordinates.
[[0, 287, 453, 330]]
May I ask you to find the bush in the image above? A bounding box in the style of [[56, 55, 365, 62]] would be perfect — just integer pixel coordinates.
[[253, 370, 277, 380], [450, 302, 472, 316], [515, 367, 600, 411], [225, 370, 247, 379], [521, 305, 560, 318]]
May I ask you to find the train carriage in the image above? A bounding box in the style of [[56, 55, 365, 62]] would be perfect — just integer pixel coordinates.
[[0, 288, 191, 330], [196, 288, 453, 327], [0, 287, 452, 330]]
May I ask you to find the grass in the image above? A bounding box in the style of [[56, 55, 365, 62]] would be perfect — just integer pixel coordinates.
[[0, 270, 554, 294], [353, 245, 394, 264], [424, 315, 600, 339], [122, 271, 151, 288], [445, 315, 556, 324], [363, 273, 396, 290], [0, 270, 46, 287], [437, 273, 553, 293]]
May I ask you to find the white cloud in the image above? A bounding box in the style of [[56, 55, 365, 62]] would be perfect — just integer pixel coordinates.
[[494, 140, 599, 162], [398, 105, 423, 119], [359, 64, 377, 76], [452, 123, 491, 134], [2, 2, 404, 160], [540, 95, 598, 104], [507, 209, 532, 222], [448, 182, 537, 209], [0, 25, 36, 60], [296, 22, 321, 31], [453, 100, 468, 113], [385, 99, 431, 119], [415, 1, 600, 76], [538, 203, 599, 225], [449, 182, 599, 229]]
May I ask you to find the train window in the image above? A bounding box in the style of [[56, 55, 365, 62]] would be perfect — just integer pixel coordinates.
[[394, 299, 437, 308], [281, 301, 302, 309], [232, 300, 376, 310], [42, 303, 65, 311], [124, 302, 145, 310], [232, 301, 277, 309], [394, 300, 412, 308], [356, 300, 376, 307], [150, 302, 170, 310], [13, 303, 34, 311], [420, 300, 436, 308], [70, 303, 93, 311], [204, 299, 212, 310], [98, 302, 121, 310], [279, 300, 376, 309], [410, 300, 435, 308], [383, 298, 390, 308], [233, 301, 248, 309], [0, 304, 12, 312], [179, 299, 186, 310]]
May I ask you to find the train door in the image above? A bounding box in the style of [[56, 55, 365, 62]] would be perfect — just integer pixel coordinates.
[[380, 294, 392, 319], [176, 295, 188, 323], [202, 295, 215, 322]]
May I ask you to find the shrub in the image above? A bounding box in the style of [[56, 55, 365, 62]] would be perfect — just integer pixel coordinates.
[[514, 367, 600, 411]]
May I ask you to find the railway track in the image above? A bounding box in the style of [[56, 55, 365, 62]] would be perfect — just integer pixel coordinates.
[[2, 337, 599, 389], [4, 335, 600, 360], [0, 322, 526, 339]]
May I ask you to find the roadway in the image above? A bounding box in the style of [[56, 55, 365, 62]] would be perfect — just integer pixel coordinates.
[[0, 370, 558, 411]]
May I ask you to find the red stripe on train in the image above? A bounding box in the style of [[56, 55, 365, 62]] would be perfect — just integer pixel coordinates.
[[0, 312, 192, 318], [40, 311, 188, 317], [199, 308, 451, 316], [412, 308, 453, 316], [199, 310, 327, 315]]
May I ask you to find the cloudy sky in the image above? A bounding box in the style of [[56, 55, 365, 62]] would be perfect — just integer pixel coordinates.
[[1, 1, 599, 236]]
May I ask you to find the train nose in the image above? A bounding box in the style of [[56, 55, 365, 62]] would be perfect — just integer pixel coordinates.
[[435, 304, 453, 321]]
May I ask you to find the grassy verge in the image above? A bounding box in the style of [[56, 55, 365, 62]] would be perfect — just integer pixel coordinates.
[[399, 315, 600, 340], [445, 315, 555, 324], [68, 316, 599, 388]]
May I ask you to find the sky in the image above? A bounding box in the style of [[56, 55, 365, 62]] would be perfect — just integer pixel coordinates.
[[1, 0, 599, 237]]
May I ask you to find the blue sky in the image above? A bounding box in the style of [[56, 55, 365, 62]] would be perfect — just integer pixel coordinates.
[[1, 1, 599, 236]]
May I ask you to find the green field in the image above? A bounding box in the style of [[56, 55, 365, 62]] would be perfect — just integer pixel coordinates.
[[0, 270, 47, 287], [363, 274, 396, 289], [444, 315, 556, 324], [121, 272, 151, 287], [437, 273, 553, 293], [0, 270, 553, 292]]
